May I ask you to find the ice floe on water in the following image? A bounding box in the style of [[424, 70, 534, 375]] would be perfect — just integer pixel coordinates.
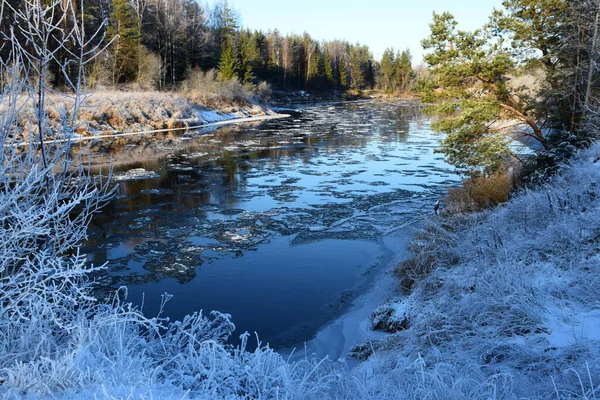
[[113, 168, 160, 181], [85, 100, 461, 349]]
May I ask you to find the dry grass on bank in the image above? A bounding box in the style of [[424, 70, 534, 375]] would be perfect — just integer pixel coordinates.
[[1, 84, 271, 139], [394, 168, 517, 293], [180, 69, 265, 109], [0, 91, 195, 136], [181, 69, 272, 108], [445, 170, 516, 214]]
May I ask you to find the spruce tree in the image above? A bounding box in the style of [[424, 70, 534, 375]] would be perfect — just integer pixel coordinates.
[[340, 60, 348, 89], [395, 49, 412, 93], [218, 40, 240, 81], [380, 48, 395, 93], [238, 31, 257, 83], [324, 49, 334, 88]]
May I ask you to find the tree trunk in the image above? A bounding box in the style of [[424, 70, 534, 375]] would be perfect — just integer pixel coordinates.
[[583, 0, 600, 117], [500, 103, 549, 150]]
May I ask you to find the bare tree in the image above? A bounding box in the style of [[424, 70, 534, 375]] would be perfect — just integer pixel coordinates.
[[0, 0, 113, 355], [583, 0, 600, 121], [0, 4, 241, 396], [281, 37, 291, 89]]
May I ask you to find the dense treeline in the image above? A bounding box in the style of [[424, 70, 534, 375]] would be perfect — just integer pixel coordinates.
[[1, 0, 413, 93], [379, 48, 413, 94]]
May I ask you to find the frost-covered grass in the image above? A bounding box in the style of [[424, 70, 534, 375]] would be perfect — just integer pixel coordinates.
[[358, 143, 600, 398], [2, 7, 599, 391], [5, 145, 600, 399], [0, 90, 270, 139]]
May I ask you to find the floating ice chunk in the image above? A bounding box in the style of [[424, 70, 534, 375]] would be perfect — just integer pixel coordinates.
[[114, 168, 160, 181]]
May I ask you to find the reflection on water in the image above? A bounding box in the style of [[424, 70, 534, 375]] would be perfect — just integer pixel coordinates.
[[83, 100, 459, 349]]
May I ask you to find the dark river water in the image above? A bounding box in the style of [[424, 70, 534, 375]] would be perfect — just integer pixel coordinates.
[[83, 100, 459, 349]]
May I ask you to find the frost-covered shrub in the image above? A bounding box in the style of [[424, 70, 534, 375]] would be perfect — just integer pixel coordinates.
[[394, 221, 460, 292], [254, 81, 272, 103], [136, 46, 161, 91], [370, 302, 410, 333], [181, 68, 254, 108]]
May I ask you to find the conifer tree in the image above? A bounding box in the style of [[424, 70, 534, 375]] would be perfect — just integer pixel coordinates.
[[395, 49, 412, 93], [380, 48, 395, 93], [307, 42, 322, 89], [423, 0, 599, 176], [340, 58, 348, 89], [324, 48, 334, 87], [218, 40, 239, 81], [107, 0, 140, 85], [238, 31, 257, 83], [422, 9, 559, 175]]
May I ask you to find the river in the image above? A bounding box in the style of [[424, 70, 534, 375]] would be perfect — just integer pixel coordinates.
[[83, 100, 460, 350]]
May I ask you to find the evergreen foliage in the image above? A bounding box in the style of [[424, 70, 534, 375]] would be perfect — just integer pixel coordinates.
[[218, 40, 239, 81], [324, 48, 334, 86], [108, 0, 140, 85], [380, 48, 395, 93], [422, 0, 600, 176], [395, 49, 413, 93], [0, 0, 380, 93]]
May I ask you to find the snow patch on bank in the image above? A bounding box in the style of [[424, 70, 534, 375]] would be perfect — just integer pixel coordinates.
[[113, 168, 160, 181], [284, 229, 415, 366], [193, 108, 238, 124], [191, 104, 272, 125]]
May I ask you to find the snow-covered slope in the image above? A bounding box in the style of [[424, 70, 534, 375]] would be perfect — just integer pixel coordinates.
[[352, 142, 600, 398]]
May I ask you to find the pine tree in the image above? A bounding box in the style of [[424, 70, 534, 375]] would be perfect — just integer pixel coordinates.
[[422, 11, 545, 175], [108, 0, 140, 85]]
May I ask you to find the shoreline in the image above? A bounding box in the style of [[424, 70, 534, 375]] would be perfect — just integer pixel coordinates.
[[281, 223, 419, 365], [19, 113, 291, 147]]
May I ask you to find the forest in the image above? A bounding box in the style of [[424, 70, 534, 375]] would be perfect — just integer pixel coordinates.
[[0, 0, 414, 94]]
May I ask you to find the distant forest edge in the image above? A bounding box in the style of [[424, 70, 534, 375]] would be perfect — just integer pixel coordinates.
[[0, 0, 417, 96]]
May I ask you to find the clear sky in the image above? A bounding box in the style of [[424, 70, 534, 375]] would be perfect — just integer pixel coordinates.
[[208, 0, 504, 65]]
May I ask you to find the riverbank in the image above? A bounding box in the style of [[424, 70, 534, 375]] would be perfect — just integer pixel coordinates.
[[282, 224, 418, 366], [342, 142, 600, 397], [10, 90, 277, 141], [270, 89, 417, 105], [9, 89, 419, 148], [5, 101, 599, 399]]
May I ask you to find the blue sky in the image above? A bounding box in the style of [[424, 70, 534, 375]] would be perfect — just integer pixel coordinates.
[[210, 0, 504, 64]]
